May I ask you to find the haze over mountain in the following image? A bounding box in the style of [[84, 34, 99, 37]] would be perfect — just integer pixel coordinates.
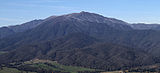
[[0, 11, 160, 71], [130, 23, 160, 30]]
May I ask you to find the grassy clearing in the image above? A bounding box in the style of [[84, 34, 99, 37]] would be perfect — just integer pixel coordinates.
[[31, 63, 63, 71], [50, 62, 95, 72], [25, 59, 96, 73]]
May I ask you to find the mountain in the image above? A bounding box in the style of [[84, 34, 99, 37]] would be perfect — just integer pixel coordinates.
[[0, 11, 131, 39], [0, 11, 133, 51], [130, 23, 160, 30], [0, 11, 160, 71]]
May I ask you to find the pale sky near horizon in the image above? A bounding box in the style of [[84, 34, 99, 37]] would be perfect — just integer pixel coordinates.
[[1, 0, 160, 27]]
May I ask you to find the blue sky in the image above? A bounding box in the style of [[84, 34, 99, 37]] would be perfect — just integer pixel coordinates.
[[1, 0, 160, 27]]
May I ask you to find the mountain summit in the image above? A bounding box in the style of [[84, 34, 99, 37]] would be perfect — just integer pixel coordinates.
[[64, 11, 128, 24], [38, 11, 132, 31]]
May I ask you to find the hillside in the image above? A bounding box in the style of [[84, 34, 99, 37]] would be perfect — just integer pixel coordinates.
[[0, 33, 154, 70]]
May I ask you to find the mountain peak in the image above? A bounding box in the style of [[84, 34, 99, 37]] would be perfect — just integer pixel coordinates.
[[64, 11, 96, 17], [34, 11, 131, 32], [62, 11, 128, 25], [80, 11, 90, 13], [79, 11, 96, 15]]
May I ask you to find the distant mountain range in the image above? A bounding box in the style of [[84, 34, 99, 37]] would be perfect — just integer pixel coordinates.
[[0, 11, 160, 71], [0, 19, 43, 38], [131, 23, 160, 30]]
